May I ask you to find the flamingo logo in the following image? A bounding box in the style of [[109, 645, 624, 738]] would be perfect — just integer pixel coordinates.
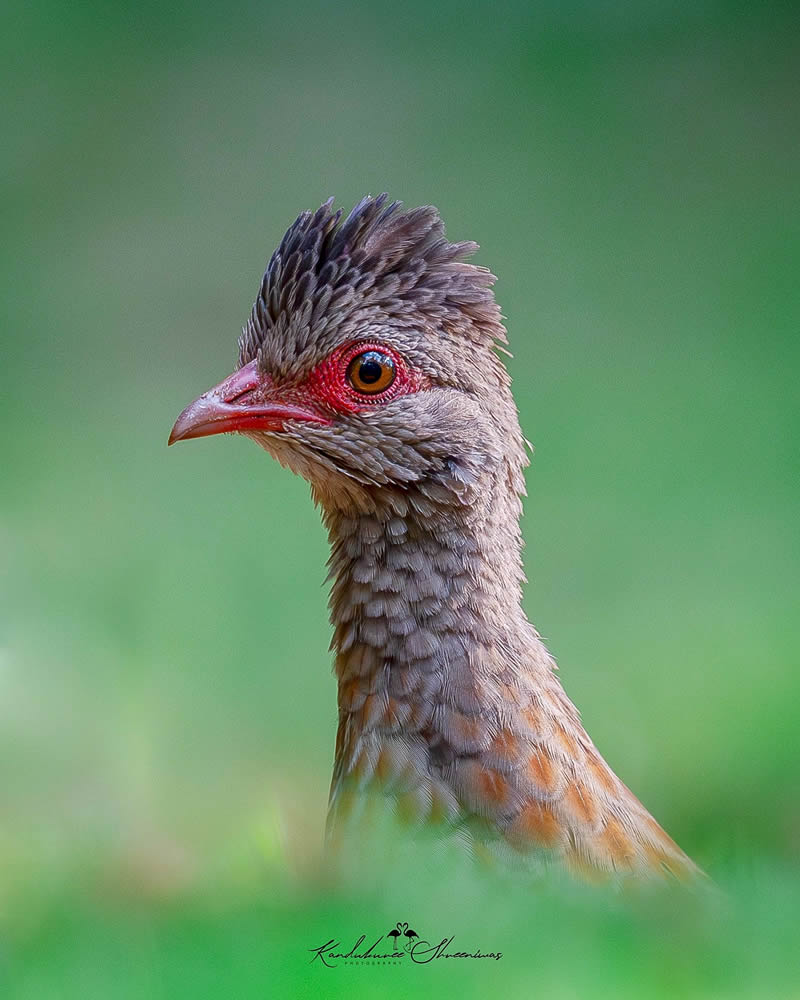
[[386, 921, 420, 953]]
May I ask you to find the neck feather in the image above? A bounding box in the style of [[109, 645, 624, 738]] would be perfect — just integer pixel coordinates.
[[322, 472, 537, 779], [315, 456, 699, 885]]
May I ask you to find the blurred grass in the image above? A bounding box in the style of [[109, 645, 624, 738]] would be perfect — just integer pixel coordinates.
[[1, 0, 799, 996]]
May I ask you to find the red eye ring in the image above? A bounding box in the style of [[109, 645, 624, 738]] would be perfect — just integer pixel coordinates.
[[335, 340, 408, 405], [305, 340, 425, 415]]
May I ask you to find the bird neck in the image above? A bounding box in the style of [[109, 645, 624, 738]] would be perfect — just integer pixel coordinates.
[[323, 475, 531, 738]]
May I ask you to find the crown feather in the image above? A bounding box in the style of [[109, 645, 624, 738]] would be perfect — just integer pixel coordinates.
[[238, 195, 505, 375]]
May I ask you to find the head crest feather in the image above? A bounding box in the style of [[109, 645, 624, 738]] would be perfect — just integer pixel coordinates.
[[238, 195, 505, 375]]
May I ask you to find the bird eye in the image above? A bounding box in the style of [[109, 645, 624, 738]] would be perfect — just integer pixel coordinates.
[[346, 350, 396, 395]]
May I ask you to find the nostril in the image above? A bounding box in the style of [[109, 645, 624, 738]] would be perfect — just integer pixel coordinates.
[[226, 387, 255, 404]]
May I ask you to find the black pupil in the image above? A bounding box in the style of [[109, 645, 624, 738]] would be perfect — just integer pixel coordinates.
[[358, 356, 385, 384]]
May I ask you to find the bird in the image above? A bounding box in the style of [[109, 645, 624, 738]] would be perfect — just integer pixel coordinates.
[[169, 194, 702, 884], [387, 924, 403, 951]]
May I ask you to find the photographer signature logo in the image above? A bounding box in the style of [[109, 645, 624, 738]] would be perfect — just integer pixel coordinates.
[[309, 919, 503, 967]]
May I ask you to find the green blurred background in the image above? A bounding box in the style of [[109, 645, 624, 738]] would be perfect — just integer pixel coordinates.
[[2, 1, 799, 996]]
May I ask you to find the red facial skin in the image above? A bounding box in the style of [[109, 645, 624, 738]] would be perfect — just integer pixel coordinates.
[[168, 341, 427, 445]]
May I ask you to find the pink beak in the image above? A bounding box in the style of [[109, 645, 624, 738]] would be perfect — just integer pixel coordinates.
[[168, 359, 329, 445]]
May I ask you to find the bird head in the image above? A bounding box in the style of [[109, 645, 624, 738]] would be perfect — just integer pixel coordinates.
[[169, 195, 526, 514]]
